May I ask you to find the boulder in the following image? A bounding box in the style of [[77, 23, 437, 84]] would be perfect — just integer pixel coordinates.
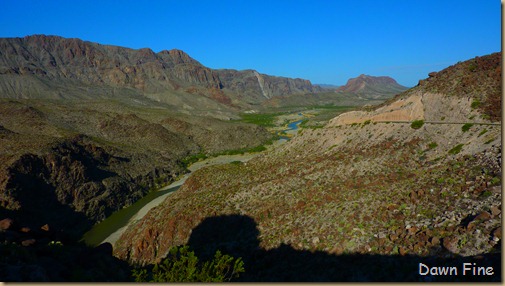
[[0, 218, 14, 231]]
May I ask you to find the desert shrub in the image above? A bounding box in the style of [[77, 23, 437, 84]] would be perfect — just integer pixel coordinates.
[[479, 190, 492, 199], [471, 99, 481, 109], [299, 119, 309, 128], [490, 176, 501, 186], [468, 63, 477, 72], [427, 142, 438, 149], [132, 246, 244, 282], [182, 153, 208, 167], [461, 123, 473, 132], [448, 144, 464, 155], [410, 120, 424, 129]]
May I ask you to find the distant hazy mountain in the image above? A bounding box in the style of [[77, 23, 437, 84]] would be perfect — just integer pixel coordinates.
[[336, 74, 408, 99], [315, 84, 341, 90]]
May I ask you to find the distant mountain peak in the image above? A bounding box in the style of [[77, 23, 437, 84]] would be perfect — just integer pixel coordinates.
[[336, 74, 407, 99]]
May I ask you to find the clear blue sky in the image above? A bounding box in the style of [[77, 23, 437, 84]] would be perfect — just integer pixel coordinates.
[[0, 0, 500, 87]]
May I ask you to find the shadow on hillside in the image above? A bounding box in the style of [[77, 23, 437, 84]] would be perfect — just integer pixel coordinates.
[[1, 173, 93, 240], [187, 214, 501, 282]]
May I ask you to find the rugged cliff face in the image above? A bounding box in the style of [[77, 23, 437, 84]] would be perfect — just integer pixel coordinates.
[[216, 69, 321, 101], [114, 53, 501, 280], [0, 134, 185, 237], [0, 35, 320, 107]]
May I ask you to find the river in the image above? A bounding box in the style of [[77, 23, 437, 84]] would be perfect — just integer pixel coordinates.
[[81, 118, 303, 247]]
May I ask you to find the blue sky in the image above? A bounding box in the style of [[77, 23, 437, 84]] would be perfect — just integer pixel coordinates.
[[0, 0, 500, 87]]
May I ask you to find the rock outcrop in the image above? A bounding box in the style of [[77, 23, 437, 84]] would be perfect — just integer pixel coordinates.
[[0, 135, 184, 237], [216, 69, 321, 101]]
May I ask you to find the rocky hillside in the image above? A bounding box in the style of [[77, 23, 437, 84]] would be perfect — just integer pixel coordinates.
[[0, 35, 320, 109], [336, 74, 408, 99], [216, 69, 320, 102], [114, 53, 501, 281], [0, 96, 271, 239], [1, 34, 331, 240]]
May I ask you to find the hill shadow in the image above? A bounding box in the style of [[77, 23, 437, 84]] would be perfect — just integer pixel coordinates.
[[187, 214, 501, 282]]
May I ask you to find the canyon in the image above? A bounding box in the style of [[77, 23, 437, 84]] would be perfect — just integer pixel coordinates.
[[0, 35, 500, 282]]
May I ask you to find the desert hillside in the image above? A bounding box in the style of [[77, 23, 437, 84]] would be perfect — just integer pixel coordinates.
[[114, 53, 502, 281]]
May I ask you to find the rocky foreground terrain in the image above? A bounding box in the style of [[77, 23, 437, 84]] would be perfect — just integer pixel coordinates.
[[115, 53, 501, 281]]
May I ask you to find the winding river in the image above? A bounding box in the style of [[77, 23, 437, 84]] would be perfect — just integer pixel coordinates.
[[82, 119, 303, 247]]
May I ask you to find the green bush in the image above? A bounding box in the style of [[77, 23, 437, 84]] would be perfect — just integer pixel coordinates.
[[490, 176, 501, 186], [448, 144, 464, 155], [132, 246, 245, 282], [461, 123, 473, 132], [427, 142, 438, 149], [410, 120, 425, 129], [468, 63, 477, 72], [182, 153, 208, 167], [471, 99, 481, 109]]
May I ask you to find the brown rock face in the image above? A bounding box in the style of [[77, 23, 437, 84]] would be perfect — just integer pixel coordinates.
[[0, 35, 320, 105], [492, 227, 501, 239], [0, 218, 14, 230], [442, 236, 459, 253], [216, 69, 321, 101], [417, 52, 501, 121], [0, 135, 179, 237]]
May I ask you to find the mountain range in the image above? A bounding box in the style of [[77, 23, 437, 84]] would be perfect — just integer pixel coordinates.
[[0, 35, 323, 113], [0, 35, 410, 113]]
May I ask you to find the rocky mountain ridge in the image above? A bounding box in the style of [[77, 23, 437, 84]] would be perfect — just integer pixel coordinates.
[[0, 35, 321, 108]]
